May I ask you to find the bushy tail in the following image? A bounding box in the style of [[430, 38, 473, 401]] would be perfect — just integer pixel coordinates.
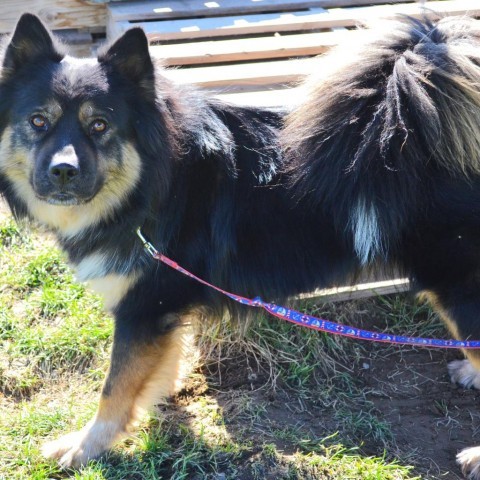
[[283, 16, 480, 264]]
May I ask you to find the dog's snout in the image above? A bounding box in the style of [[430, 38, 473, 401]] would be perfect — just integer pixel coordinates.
[[49, 162, 79, 185]]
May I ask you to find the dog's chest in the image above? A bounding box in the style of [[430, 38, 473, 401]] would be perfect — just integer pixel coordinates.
[[74, 253, 138, 310]]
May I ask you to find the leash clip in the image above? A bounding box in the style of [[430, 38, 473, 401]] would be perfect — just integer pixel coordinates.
[[136, 227, 159, 258]]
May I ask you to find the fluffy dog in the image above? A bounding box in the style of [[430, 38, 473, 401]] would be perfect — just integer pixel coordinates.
[[0, 13, 336, 468], [1, 12, 480, 478]]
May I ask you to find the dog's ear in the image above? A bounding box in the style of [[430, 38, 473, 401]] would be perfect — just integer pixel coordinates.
[[3, 14, 63, 75], [98, 28, 154, 84]]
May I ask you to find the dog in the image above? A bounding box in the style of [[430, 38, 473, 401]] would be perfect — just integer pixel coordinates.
[[1, 12, 480, 478], [0, 13, 320, 468]]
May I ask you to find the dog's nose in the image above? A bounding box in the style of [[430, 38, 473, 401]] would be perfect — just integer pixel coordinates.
[[48, 145, 79, 186], [49, 162, 79, 186]]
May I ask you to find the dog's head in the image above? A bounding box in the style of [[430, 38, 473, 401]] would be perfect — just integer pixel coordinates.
[[0, 14, 163, 234]]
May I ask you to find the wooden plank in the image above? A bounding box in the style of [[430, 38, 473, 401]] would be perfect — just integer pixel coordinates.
[[108, 8, 321, 40], [121, 8, 329, 40], [108, 0, 415, 22], [0, 0, 106, 34], [163, 58, 315, 89], [109, 1, 324, 22], [55, 29, 98, 57], [151, 29, 360, 66], [113, 1, 480, 41], [215, 87, 305, 108], [297, 278, 410, 303]]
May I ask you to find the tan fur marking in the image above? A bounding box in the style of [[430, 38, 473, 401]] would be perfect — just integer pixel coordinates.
[[0, 127, 32, 181], [87, 273, 139, 311], [98, 323, 194, 423], [79, 101, 95, 122], [42, 323, 195, 467], [419, 291, 461, 340], [78, 101, 104, 123], [135, 321, 196, 411]]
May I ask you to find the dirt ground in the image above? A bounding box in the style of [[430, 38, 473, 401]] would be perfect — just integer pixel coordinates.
[[165, 319, 480, 480], [363, 348, 479, 479]]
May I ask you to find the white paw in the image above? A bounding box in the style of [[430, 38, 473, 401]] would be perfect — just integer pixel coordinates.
[[458, 446, 480, 479], [448, 360, 480, 390], [42, 420, 124, 468]]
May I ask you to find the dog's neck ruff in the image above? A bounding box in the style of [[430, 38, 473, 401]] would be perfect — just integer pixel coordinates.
[[135, 228, 480, 349]]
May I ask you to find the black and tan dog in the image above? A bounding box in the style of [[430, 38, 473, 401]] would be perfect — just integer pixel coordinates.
[[2, 12, 480, 478]]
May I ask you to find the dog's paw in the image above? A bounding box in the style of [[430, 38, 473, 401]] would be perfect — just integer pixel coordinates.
[[42, 430, 98, 468], [42, 420, 123, 468], [458, 446, 480, 479], [448, 360, 480, 389]]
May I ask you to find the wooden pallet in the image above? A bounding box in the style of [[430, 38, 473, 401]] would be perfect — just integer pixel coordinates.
[[0, 0, 106, 35], [107, 0, 480, 105], [0, 1, 108, 57], [108, 0, 480, 42]]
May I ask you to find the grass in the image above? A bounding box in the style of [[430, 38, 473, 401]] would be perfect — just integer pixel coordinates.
[[0, 214, 449, 479]]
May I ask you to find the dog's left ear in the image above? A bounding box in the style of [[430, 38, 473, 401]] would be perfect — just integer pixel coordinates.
[[98, 28, 154, 85], [3, 13, 63, 76]]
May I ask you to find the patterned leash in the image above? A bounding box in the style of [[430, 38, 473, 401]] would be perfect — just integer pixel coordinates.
[[136, 228, 480, 349]]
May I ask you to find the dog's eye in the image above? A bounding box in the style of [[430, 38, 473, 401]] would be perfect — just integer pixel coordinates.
[[90, 119, 108, 135], [30, 114, 48, 131]]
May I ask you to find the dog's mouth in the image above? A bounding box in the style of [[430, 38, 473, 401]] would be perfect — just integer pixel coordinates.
[[39, 192, 91, 206]]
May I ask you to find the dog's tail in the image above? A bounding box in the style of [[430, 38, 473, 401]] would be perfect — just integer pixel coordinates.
[[283, 16, 480, 265]]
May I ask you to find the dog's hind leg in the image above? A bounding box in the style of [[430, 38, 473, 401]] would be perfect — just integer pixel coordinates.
[[448, 358, 480, 390], [421, 291, 480, 478], [449, 351, 480, 478], [422, 291, 480, 389], [42, 318, 194, 468]]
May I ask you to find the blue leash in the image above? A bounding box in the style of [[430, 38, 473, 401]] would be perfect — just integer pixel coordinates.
[[137, 228, 480, 349]]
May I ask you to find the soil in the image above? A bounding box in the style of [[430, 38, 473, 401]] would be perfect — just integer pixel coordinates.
[[169, 332, 480, 479], [363, 348, 479, 479]]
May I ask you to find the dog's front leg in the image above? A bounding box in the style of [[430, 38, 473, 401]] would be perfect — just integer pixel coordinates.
[[42, 315, 192, 468]]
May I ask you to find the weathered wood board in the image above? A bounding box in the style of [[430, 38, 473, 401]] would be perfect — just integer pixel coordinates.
[[163, 57, 315, 89], [108, 0, 480, 41], [107, 0, 415, 23], [0, 0, 106, 34], [151, 29, 364, 66]]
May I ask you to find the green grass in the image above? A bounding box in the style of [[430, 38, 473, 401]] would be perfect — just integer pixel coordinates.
[[0, 216, 436, 479], [0, 220, 111, 399]]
